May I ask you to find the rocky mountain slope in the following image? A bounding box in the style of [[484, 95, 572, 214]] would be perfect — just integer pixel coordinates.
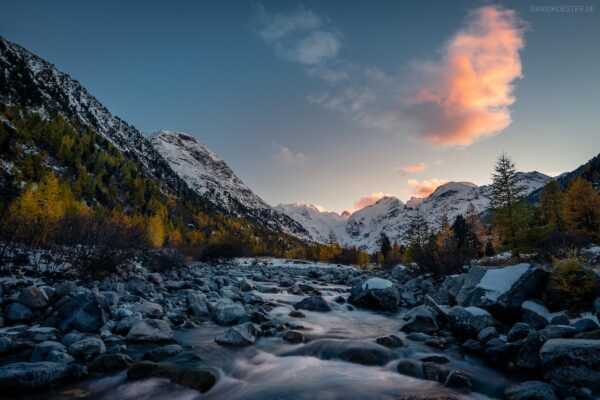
[[150, 130, 310, 238], [279, 172, 551, 252], [0, 36, 308, 238]]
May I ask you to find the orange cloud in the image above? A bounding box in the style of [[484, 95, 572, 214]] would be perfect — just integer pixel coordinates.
[[395, 162, 428, 175], [407, 5, 526, 147], [351, 192, 392, 212], [408, 178, 449, 198]]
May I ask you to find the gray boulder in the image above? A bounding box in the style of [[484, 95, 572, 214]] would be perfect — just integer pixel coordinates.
[[507, 322, 535, 342], [144, 344, 184, 361], [400, 306, 439, 334], [0, 362, 75, 389], [283, 339, 394, 366], [293, 296, 332, 312], [521, 300, 551, 329], [505, 381, 558, 400], [127, 361, 218, 393], [186, 292, 210, 318], [31, 341, 66, 362], [436, 274, 466, 305], [215, 322, 259, 346], [58, 292, 109, 332], [539, 339, 600, 392], [18, 286, 49, 309], [5, 302, 34, 323], [126, 319, 173, 342], [448, 306, 497, 337], [348, 278, 400, 311], [68, 337, 106, 359], [456, 264, 547, 316], [211, 300, 247, 325]]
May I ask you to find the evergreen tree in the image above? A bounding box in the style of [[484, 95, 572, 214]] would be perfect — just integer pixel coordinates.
[[490, 153, 526, 254], [379, 232, 392, 261]]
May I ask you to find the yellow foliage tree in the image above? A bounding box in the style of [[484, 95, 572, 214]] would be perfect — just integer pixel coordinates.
[[552, 253, 598, 313], [146, 214, 166, 248], [561, 177, 600, 240]]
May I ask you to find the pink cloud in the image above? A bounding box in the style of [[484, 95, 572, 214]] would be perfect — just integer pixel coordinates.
[[351, 192, 393, 212], [407, 178, 449, 197], [406, 5, 526, 147], [395, 162, 428, 175]]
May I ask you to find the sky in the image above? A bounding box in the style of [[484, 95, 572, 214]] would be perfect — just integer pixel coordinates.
[[1, 0, 599, 213]]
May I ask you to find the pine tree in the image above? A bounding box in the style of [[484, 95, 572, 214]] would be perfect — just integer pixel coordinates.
[[490, 153, 527, 254], [561, 177, 600, 241], [379, 232, 392, 261], [540, 179, 564, 232]]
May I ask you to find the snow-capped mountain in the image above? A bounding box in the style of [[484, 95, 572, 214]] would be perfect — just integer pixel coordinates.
[[279, 172, 551, 252], [0, 36, 308, 238], [150, 130, 310, 238]]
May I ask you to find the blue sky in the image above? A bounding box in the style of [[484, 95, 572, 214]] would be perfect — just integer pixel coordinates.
[[1, 0, 599, 213]]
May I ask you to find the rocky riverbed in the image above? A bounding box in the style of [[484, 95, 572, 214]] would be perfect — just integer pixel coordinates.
[[0, 258, 599, 400]]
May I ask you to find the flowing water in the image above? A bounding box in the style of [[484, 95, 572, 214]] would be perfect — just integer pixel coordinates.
[[35, 281, 519, 400]]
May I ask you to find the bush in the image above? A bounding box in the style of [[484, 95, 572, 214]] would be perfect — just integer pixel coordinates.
[[550, 253, 598, 313], [147, 248, 187, 273]]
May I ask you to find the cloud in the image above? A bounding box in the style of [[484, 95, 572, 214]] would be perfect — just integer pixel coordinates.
[[351, 192, 393, 212], [307, 5, 527, 148], [255, 5, 342, 67], [395, 162, 428, 175], [407, 178, 449, 197], [271, 142, 310, 170]]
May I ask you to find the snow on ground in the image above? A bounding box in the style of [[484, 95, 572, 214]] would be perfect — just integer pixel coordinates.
[[465, 306, 492, 317], [476, 263, 531, 301], [233, 257, 356, 270], [361, 277, 392, 290], [522, 300, 551, 319]]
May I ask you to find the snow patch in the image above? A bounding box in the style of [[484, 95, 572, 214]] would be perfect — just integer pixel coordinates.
[[361, 277, 393, 291], [465, 306, 491, 317], [476, 263, 531, 301]]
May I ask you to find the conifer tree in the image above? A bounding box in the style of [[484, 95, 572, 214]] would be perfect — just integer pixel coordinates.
[[490, 153, 526, 253], [540, 179, 564, 231]]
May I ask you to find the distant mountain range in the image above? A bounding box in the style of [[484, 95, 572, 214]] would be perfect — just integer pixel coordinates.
[[1, 36, 597, 253]]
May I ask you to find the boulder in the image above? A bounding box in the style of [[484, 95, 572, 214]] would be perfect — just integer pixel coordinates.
[[477, 326, 499, 343], [211, 300, 247, 325], [31, 341, 66, 362], [572, 318, 599, 333], [281, 330, 304, 344], [400, 306, 439, 334], [91, 353, 133, 372], [504, 381, 558, 400], [126, 319, 173, 342], [68, 337, 106, 359], [539, 339, 600, 392], [18, 286, 49, 309], [143, 344, 184, 361], [375, 334, 404, 348], [282, 339, 394, 366], [58, 292, 109, 333], [521, 300, 551, 329], [444, 371, 472, 391], [507, 322, 535, 342], [515, 331, 547, 370], [5, 302, 34, 323], [0, 362, 75, 389], [215, 322, 259, 346], [456, 264, 547, 316], [422, 361, 443, 382], [447, 306, 497, 337], [127, 361, 218, 393], [293, 296, 332, 312], [396, 359, 420, 377], [139, 302, 164, 318], [436, 274, 466, 305], [348, 278, 400, 311]]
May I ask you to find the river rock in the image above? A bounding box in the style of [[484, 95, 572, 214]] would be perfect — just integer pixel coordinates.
[[376, 334, 404, 348], [127, 361, 218, 393], [436, 274, 465, 305], [539, 339, 600, 392], [215, 322, 259, 346], [396, 359, 419, 377], [455, 264, 547, 317], [282, 330, 304, 344], [126, 319, 173, 342], [447, 306, 496, 337], [58, 292, 109, 333], [31, 341, 67, 362], [507, 322, 535, 342], [293, 296, 332, 312], [348, 278, 400, 311], [504, 381, 558, 400], [68, 337, 106, 359], [211, 300, 248, 325], [400, 306, 439, 334], [18, 286, 49, 309], [0, 362, 75, 389], [283, 339, 394, 366], [521, 300, 551, 329], [572, 318, 599, 333], [5, 302, 34, 323], [143, 344, 184, 361], [477, 326, 499, 343], [139, 302, 164, 318], [91, 353, 133, 372], [444, 371, 472, 391]]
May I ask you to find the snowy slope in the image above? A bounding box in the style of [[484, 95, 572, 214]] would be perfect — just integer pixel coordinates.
[[279, 172, 551, 252], [150, 131, 310, 239], [274, 203, 348, 243]]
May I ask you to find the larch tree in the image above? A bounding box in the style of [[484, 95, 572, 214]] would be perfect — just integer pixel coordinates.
[[561, 177, 600, 241]]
